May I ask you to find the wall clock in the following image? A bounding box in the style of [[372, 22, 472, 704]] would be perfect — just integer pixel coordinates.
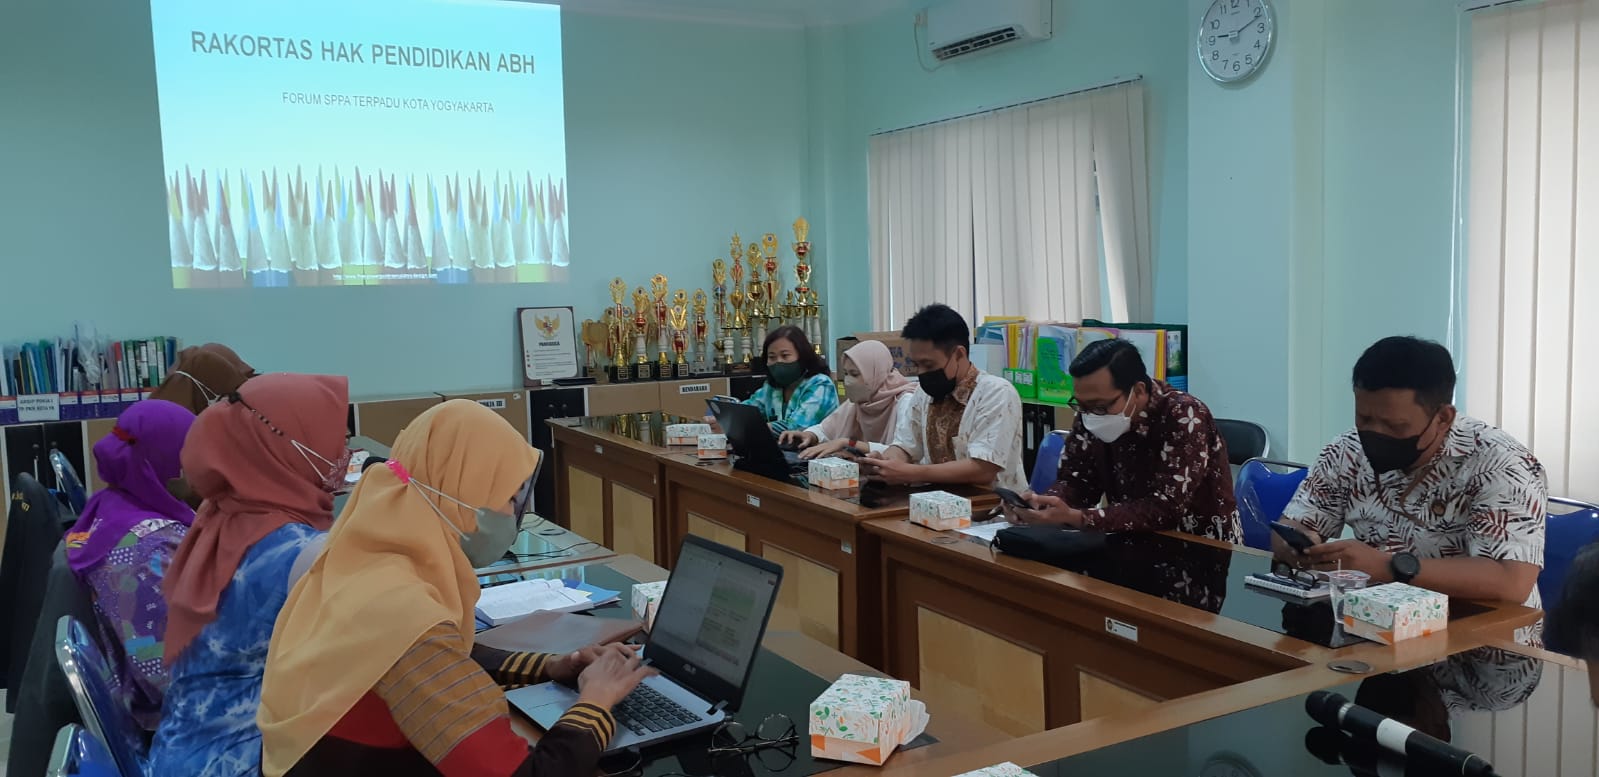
[[1198, 0, 1274, 83]]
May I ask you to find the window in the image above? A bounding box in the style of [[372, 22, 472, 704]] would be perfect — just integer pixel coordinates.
[[868, 81, 1152, 329], [1463, 0, 1599, 500]]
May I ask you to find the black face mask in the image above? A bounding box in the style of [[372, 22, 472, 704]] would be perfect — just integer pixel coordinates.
[[918, 356, 961, 402], [1358, 416, 1437, 474]]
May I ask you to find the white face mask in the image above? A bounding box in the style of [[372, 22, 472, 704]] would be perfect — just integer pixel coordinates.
[[1081, 396, 1136, 443], [843, 375, 872, 404]]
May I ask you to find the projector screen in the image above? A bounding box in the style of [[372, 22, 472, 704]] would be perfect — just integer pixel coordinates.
[[150, 0, 568, 288]]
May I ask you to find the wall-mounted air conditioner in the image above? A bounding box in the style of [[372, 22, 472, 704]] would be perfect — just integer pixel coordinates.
[[926, 0, 1052, 62]]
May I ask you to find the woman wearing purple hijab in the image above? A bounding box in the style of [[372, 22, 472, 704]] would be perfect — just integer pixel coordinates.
[[65, 399, 197, 730]]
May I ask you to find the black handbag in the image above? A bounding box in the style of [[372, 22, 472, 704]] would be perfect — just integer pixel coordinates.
[[991, 524, 1107, 566]]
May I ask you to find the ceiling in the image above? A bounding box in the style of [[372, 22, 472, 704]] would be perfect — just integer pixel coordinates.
[[553, 0, 908, 27]]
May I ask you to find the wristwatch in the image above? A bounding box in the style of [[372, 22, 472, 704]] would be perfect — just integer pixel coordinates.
[[1390, 552, 1421, 584]]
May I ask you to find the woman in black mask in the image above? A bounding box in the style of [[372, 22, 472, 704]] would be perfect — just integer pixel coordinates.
[[736, 326, 838, 435]]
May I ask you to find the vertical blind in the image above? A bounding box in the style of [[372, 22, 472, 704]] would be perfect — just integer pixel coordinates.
[[868, 81, 1151, 330], [1465, 0, 1599, 501]]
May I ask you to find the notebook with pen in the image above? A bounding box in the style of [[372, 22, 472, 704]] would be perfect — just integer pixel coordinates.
[[1244, 570, 1332, 599]]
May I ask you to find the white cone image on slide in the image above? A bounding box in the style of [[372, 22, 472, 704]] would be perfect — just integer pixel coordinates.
[[334, 171, 354, 275], [383, 176, 405, 271], [361, 176, 382, 268], [244, 179, 270, 273], [168, 173, 192, 268], [550, 178, 569, 268], [405, 178, 427, 271], [532, 176, 551, 265], [215, 174, 242, 272]]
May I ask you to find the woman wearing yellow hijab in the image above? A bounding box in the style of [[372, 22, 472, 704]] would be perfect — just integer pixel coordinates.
[[258, 400, 652, 776]]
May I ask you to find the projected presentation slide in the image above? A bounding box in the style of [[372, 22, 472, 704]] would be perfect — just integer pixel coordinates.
[[150, 0, 569, 288]]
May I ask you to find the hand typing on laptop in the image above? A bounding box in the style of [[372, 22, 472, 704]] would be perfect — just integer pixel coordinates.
[[568, 644, 657, 709]]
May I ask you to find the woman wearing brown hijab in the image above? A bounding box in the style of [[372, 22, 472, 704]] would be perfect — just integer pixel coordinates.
[[150, 343, 257, 414]]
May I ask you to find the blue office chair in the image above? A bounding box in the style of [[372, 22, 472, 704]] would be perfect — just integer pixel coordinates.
[[1538, 496, 1599, 609], [50, 448, 87, 516], [1236, 458, 1309, 551], [54, 617, 147, 777], [47, 724, 121, 777], [1028, 430, 1068, 494]]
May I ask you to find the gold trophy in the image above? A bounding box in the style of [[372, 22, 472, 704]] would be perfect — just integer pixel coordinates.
[[669, 289, 689, 378], [608, 278, 631, 381], [691, 289, 711, 375], [712, 259, 730, 373], [792, 218, 819, 353], [580, 318, 610, 381], [650, 274, 670, 379], [729, 253, 747, 369], [632, 286, 653, 381], [761, 233, 781, 321], [745, 242, 764, 364]]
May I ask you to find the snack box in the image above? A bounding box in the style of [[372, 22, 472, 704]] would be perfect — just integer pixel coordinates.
[[810, 673, 917, 766], [908, 490, 973, 531], [697, 433, 729, 460], [952, 764, 1040, 777], [630, 580, 667, 631], [807, 456, 861, 491], [666, 423, 713, 446], [1341, 582, 1448, 645]]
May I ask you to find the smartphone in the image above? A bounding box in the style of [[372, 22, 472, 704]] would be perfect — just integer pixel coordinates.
[[992, 487, 1030, 509], [1269, 521, 1317, 553]]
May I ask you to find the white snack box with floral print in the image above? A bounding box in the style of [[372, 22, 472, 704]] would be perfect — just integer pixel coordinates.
[[697, 433, 729, 460], [810, 673, 922, 765], [630, 580, 667, 631], [908, 491, 973, 531], [666, 423, 713, 446], [1341, 582, 1448, 645], [952, 763, 1040, 777], [807, 457, 861, 491]]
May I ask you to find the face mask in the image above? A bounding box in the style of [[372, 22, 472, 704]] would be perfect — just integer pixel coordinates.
[[843, 375, 872, 404], [393, 462, 526, 568], [1358, 416, 1437, 474], [768, 361, 805, 388], [1081, 395, 1135, 443], [173, 370, 221, 407], [918, 357, 961, 402], [293, 439, 351, 493]]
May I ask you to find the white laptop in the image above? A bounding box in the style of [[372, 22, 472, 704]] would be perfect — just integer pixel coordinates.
[[507, 534, 784, 754]]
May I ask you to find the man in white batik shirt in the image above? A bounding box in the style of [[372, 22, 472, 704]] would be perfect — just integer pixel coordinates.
[[1278, 337, 1547, 711]]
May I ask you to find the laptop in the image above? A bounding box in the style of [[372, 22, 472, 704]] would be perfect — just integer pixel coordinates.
[[705, 399, 806, 483], [507, 535, 784, 754]]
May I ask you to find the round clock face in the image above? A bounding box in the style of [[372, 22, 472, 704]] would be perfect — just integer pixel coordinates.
[[1198, 0, 1274, 83]]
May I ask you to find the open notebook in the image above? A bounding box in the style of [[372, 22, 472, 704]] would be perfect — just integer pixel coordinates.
[[474, 578, 614, 626]]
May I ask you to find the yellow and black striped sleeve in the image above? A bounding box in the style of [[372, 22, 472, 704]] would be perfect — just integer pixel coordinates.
[[470, 643, 558, 689]]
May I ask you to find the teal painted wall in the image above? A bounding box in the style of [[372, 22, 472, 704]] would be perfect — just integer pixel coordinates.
[[1317, 0, 1459, 447], [0, 1, 807, 396], [820, 0, 1192, 338]]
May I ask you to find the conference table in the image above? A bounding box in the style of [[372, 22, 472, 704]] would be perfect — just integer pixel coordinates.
[[549, 413, 1000, 664], [537, 414, 1573, 775]]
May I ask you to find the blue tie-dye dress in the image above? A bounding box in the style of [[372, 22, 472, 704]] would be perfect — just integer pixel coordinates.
[[149, 524, 322, 777]]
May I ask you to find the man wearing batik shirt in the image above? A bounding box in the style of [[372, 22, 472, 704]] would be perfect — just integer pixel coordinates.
[[1008, 338, 1244, 544], [1278, 336, 1546, 613]]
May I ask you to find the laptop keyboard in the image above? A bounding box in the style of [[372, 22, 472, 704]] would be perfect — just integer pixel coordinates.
[[613, 684, 700, 735]]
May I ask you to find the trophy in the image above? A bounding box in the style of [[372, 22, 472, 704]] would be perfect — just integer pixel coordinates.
[[691, 289, 711, 375], [650, 274, 671, 379], [793, 217, 822, 354], [632, 286, 653, 381], [712, 259, 730, 373], [745, 242, 764, 361], [761, 233, 781, 321], [729, 254, 747, 368], [581, 318, 610, 381], [608, 278, 632, 381], [669, 289, 690, 378]]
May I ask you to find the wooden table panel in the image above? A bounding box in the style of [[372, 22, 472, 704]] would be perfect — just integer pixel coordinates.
[[764, 544, 842, 650], [610, 483, 657, 564], [566, 467, 605, 544], [917, 606, 1046, 736], [1078, 672, 1159, 721], [687, 511, 747, 551]]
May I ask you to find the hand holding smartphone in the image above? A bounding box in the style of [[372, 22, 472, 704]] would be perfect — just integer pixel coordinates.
[[1269, 521, 1318, 553]]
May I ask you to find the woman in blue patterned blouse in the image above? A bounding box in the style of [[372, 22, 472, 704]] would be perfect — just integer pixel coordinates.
[[740, 325, 838, 435]]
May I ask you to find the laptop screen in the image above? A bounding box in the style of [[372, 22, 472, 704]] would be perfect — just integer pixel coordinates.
[[649, 539, 781, 693]]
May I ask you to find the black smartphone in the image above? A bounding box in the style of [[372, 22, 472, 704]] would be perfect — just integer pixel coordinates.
[[992, 487, 1030, 509], [1269, 521, 1317, 553]]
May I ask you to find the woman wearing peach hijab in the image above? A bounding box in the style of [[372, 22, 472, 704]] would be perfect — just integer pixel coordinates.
[[780, 339, 917, 460], [150, 373, 349, 777], [259, 400, 651, 777]]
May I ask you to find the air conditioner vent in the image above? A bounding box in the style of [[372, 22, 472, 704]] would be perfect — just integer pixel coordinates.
[[931, 27, 1020, 61]]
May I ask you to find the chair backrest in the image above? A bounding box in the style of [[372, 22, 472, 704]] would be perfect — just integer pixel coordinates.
[[1539, 496, 1599, 609], [1216, 419, 1270, 466], [54, 617, 146, 777], [4, 473, 66, 701], [49, 448, 87, 516], [1235, 458, 1309, 551], [1028, 430, 1069, 495], [48, 724, 121, 777]]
